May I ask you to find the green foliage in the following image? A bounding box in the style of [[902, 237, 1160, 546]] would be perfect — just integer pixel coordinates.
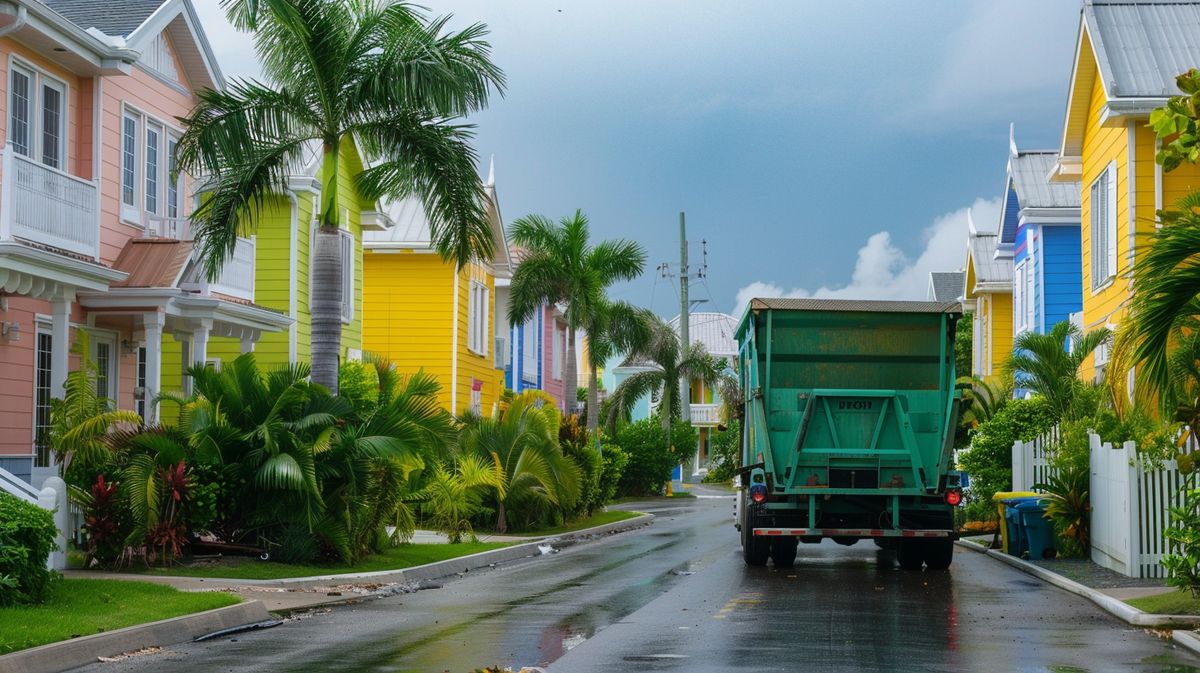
[[955, 376, 1012, 449], [460, 391, 581, 533], [703, 421, 741, 484], [1006, 320, 1111, 420], [0, 492, 58, 606], [597, 441, 629, 506], [1163, 472, 1200, 598], [420, 455, 500, 543], [559, 415, 602, 517], [958, 397, 1057, 522], [1035, 466, 1091, 558], [615, 418, 679, 496], [337, 359, 380, 415], [955, 313, 972, 379], [1149, 69, 1200, 173]]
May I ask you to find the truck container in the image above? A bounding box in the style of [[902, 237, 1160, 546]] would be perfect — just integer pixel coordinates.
[[734, 298, 964, 570]]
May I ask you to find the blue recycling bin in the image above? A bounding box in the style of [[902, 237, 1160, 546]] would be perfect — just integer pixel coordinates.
[[1017, 499, 1056, 560], [1002, 497, 1040, 557]]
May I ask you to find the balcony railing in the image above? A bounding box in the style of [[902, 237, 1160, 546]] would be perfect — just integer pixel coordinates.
[[0, 148, 100, 259], [147, 215, 255, 302], [689, 403, 722, 426]]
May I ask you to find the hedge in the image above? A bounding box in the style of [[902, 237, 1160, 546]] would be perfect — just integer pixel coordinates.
[[0, 491, 57, 605]]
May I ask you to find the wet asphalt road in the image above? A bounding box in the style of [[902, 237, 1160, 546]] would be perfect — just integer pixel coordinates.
[[77, 491, 1200, 673]]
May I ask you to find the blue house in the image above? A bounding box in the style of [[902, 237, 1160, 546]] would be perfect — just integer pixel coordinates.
[[997, 129, 1082, 348]]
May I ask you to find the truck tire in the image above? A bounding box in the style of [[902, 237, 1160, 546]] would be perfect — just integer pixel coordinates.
[[770, 537, 798, 568], [924, 539, 954, 570], [897, 540, 924, 570], [742, 511, 770, 567]]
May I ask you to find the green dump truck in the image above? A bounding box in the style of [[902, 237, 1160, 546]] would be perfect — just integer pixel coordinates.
[[734, 298, 964, 570]]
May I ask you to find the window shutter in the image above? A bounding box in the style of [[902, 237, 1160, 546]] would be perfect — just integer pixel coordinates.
[[1106, 164, 1118, 280]]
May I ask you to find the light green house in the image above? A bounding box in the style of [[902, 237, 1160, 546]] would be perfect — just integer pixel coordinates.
[[159, 137, 390, 397]]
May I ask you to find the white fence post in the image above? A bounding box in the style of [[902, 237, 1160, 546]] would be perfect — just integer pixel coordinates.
[[1124, 440, 1141, 579], [1011, 439, 1027, 491], [37, 476, 68, 571]]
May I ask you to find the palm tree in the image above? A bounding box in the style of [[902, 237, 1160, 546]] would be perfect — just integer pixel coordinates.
[[178, 0, 505, 392], [605, 315, 724, 436], [508, 211, 646, 414], [420, 454, 500, 543], [1005, 320, 1111, 419], [1123, 193, 1200, 412], [581, 299, 655, 433], [459, 391, 581, 533]]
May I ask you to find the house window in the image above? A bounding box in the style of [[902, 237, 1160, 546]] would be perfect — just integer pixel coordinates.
[[340, 229, 355, 323], [136, 346, 148, 421], [33, 329, 52, 468], [8, 62, 66, 169], [121, 106, 182, 227], [93, 336, 115, 402], [145, 123, 161, 214], [522, 316, 538, 383], [552, 324, 564, 380], [1014, 263, 1026, 332], [1090, 163, 1118, 290], [467, 280, 489, 356]]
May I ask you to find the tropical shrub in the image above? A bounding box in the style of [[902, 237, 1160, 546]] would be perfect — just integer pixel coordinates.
[[615, 418, 678, 496], [703, 421, 741, 484], [560, 415, 602, 517], [597, 441, 629, 506], [1035, 466, 1091, 558], [461, 391, 581, 533], [421, 455, 500, 543], [77, 474, 127, 567], [1163, 471, 1200, 597], [0, 491, 57, 605], [958, 397, 1057, 522]]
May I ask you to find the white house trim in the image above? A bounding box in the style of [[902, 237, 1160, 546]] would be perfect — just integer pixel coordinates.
[[450, 267, 460, 414]]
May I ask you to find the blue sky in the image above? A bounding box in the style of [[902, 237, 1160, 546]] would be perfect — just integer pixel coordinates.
[[195, 1, 1082, 318]]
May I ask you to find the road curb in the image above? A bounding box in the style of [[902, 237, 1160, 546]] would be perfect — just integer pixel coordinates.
[[1173, 630, 1200, 657], [955, 539, 1200, 628], [0, 601, 273, 673]]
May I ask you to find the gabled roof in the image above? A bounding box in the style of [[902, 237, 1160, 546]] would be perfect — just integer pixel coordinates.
[[1058, 1, 1200, 163], [965, 209, 1012, 296], [1011, 151, 1081, 210], [928, 271, 965, 303], [44, 0, 161, 38], [43, 0, 223, 91], [363, 158, 512, 275]]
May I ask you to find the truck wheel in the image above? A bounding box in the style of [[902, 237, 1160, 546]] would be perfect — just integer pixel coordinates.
[[924, 539, 954, 570], [770, 537, 798, 568], [897, 540, 924, 570], [742, 513, 770, 567]]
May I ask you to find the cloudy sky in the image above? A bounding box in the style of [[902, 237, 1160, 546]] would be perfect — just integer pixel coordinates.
[[193, 1, 1081, 318]]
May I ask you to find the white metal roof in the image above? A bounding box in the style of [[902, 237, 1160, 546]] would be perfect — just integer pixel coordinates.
[[969, 231, 1012, 285], [1011, 151, 1081, 209], [1086, 0, 1200, 98], [667, 312, 738, 357], [928, 271, 965, 303]]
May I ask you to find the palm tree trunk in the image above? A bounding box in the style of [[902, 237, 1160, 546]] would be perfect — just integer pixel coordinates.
[[586, 364, 600, 433], [496, 499, 507, 534], [312, 231, 343, 393], [565, 324, 578, 416], [311, 143, 343, 393]]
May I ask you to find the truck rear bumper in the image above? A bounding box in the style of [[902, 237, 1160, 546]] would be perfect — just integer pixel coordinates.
[[752, 527, 956, 539]]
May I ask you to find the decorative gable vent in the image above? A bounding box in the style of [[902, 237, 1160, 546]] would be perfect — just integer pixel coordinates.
[[142, 33, 180, 83]]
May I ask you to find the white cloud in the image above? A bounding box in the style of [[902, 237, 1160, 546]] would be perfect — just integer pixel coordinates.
[[732, 197, 1000, 316]]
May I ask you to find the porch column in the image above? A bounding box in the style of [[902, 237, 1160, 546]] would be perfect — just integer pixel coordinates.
[[50, 293, 73, 398], [143, 312, 164, 424], [191, 319, 211, 366]]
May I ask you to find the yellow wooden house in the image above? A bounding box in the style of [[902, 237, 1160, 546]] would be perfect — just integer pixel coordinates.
[[965, 211, 1013, 380], [362, 166, 512, 416], [1050, 0, 1200, 381]]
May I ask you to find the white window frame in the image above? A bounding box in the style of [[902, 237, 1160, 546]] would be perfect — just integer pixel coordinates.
[[1090, 162, 1118, 291], [467, 280, 489, 356], [339, 229, 355, 324], [1014, 262, 1027, 332], [32, 324, 53, 468], [136, 346, 148, 421], [120, 104, 184, 228], [90, 331, 119, 403], [7, 58, 68, 171], [521, 316, 538, 383], [145, 122, 162, 215], [552, 323, 564, 380]]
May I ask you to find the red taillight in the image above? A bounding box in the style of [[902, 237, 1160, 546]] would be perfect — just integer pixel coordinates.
[[945, 489, 962, 506]]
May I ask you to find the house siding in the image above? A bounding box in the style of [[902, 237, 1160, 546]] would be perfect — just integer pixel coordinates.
[[1041, 225, 1083, 332], [452, 263, 501, 416]]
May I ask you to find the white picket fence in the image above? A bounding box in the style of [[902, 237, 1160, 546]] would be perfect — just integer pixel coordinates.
[[1011, 427, 1193, 579]]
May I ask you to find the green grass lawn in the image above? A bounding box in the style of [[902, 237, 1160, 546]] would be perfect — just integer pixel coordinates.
[[1126, 590, 1200, 615], [612, 491, 696, 504], [524, 510, 642, 536], [0, 579, 240, 655], [117, 541, 512, 581]]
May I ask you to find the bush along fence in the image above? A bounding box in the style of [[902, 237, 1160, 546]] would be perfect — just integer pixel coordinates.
[[1013, 427, 1192, 579]]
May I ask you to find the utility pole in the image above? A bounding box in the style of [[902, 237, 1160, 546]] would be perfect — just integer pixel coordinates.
[[679, 212, 689, 424]]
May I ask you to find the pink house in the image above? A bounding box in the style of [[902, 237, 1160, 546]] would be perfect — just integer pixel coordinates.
[[0, 0, 288, 488], [541, 303, 569, 409]]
